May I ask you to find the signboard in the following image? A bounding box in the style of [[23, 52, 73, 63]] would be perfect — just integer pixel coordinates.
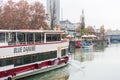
[[14, 46, 35, 53]]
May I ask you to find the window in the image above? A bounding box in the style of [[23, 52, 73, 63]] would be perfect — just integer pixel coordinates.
[[61, 49, 66, 56], [0, 51, 57, 67], [38, 53, 44, 61], [56, 34, 61, 41], [49, 51, 57, 58], [0, 58, 13, 67], [14, 56, 23, 66], [0, 59, 1, 67], [0, 33, 5, 42], [31, 54, 38, 62], [0, 59, 6, 66], [35, 33, 41, 42], [46, 34, 61, 42], [46, 34, 51, 42], [6, 58, 13, 65], [27, 33, 34, 44], [17, 33, 25, 43], [23, 55, 32, 64], [42, 52, 49, 60]]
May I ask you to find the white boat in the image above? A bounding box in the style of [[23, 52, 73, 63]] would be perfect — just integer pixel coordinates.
[[81, 44, 93, 48], [0, 29, 69, 80], [81, 41, 93, 48]]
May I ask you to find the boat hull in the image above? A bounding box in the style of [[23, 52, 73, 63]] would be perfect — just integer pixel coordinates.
[[13, 62, 69, 80], [0, 56, 69, 80]]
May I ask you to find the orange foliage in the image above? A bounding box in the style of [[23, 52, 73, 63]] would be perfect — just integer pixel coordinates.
[[0, 0, 48, 30]]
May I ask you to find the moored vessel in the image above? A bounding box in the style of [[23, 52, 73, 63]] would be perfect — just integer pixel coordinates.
[[0, 29, 69, 80]]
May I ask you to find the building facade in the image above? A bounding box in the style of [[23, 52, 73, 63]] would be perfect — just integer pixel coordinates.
[[47, 0, 60, 28]]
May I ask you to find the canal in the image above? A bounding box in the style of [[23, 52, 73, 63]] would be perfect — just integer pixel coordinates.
[[19, 43, 120, 80]]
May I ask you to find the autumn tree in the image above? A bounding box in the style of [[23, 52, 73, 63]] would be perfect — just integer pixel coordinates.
[[29, 1, 47, 29], [0, 0, 30, 29], [76, 24, 88, 35], [0, 0, 48, 29], [14, 0, 30, 29], [0, 0, 16, 29], [83, 28, 89, 35], [86, 26, 95, 34], [0, 0, 2, 12]]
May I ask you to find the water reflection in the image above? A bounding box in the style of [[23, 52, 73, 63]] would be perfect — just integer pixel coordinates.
[[70, 47, 94, 62], [19, 66, 70, 80], [19, 44, 109, 80]]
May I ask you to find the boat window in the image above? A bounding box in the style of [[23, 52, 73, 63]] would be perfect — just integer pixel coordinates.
[[46, 34, 61, 42], [0, 59, 1, 67], [52, 34, 58, 41], [23, 55, 32, 64], [61, 49, 66, 56], [46, 34, 51, 42], [56, 34, 61, 41], [27, 33, 34, 44], [37, 51, 57, 61], [38, 53, 44, 61], [31, 54, 38, 62], [6, 58, 13, 65], [17, 33, 25, 44], [8, 32, 17, 45], [0, 57, 13, 66], [14, 56, 23, 66], [40, 52, 48, 60], [48, 51, 57, 59], [0, 51, 57, 67], [11, 33, 16, 42], [0, 59, 6, 66], [35, 33, 44, 43], [0, 33, 5, 42]]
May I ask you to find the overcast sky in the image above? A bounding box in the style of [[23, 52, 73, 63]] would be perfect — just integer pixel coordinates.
[[2, 0, 120, 30], [40, 0, 120, 30]]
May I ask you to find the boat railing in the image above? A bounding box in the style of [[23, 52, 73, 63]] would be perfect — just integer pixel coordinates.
[[8, 42, 26, 46], [5, 39, 68, 46]]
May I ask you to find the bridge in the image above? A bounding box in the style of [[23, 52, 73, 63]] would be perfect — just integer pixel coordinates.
[[106, 31, 120, 43]]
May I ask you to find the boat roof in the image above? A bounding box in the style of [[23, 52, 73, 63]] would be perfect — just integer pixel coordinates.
[[0, 29, 64, 33]]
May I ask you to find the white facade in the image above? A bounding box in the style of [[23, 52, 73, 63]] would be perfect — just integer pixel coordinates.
[[47, 0, 60, 27]]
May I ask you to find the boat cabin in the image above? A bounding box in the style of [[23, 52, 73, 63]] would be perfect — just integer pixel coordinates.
[[0, 30, 63, 46]]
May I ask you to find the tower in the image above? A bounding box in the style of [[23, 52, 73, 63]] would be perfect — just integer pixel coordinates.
[[81, 9, 85, 29], [47, 0, 60, 29]]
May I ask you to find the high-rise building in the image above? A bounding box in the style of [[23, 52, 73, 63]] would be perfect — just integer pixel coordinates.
[[47, 0, 60, 29]]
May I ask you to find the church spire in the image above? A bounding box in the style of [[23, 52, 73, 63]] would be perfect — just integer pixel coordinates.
[[81, 9, 85, 29], [82, 9, 84, 16]]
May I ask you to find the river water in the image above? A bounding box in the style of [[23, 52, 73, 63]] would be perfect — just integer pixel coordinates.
[[20, 43, 120, 80]]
